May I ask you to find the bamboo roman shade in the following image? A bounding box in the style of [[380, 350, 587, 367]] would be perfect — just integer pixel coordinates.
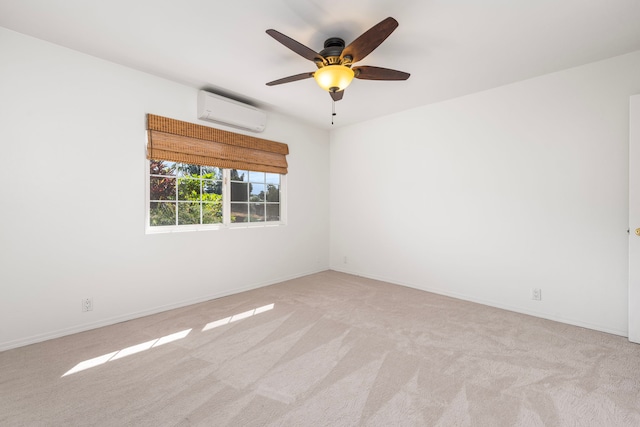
[[146, 114, 289, 174]]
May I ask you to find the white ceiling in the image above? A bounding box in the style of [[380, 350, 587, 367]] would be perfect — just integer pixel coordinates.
[[2, 0, 640, 130]]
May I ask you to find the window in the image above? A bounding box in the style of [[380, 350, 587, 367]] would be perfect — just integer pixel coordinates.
[[230, 170, 281, 223], [145, 114, 289, 232], [149, 161, 223, 227], [148, 160, 284, 231]]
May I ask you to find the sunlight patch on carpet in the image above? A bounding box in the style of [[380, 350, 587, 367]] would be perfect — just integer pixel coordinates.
[[202, 303, 274, 332], [61, 328, 192, 377]]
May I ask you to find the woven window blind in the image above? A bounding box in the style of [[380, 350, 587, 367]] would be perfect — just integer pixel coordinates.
[[146, 114, 289, 174]]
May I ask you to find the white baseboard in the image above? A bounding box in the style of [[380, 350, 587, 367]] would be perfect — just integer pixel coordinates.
[[330, 266, 628, 338], [0, 267, 329, 352]]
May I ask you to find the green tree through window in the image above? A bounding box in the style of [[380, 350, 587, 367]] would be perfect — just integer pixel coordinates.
[[148, 161, 282, 229], [149, 161, 222, 227]]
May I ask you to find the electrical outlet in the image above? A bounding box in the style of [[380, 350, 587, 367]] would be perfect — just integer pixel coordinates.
[[343, 256, 348, 264], [532, 288, 542, 301], [82, 297, 93, 312]]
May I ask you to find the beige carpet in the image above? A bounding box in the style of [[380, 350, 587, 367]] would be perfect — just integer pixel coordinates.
[[1, 271, 639, 426]]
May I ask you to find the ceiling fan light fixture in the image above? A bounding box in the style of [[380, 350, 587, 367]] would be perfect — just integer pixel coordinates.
[[314, 65, 354, 92]]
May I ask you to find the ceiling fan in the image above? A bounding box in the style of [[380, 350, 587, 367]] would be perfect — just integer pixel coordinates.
[[265, 17, 410, 102]]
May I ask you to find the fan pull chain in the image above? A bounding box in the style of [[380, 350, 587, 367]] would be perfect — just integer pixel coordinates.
[[331, 99, 336, 125]]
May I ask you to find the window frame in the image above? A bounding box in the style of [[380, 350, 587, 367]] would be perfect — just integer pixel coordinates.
[[145, 161, 287, 234]]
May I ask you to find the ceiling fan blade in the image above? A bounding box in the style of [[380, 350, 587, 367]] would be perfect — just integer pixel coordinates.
[[266, 72, 314, 86], [266, 29, 324, 62], [330, 90, 344, 101], [354, 66, 410, 81], [341, 17, 399, 63]]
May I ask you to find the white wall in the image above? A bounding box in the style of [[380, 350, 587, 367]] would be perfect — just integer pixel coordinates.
[[330, 50, 640, 336], [0, 27, 330, 351]]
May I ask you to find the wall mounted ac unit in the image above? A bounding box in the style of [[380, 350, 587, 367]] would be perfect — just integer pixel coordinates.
[[197, 90, 267, 133]]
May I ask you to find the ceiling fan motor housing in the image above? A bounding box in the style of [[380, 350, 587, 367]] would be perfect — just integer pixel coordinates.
[[320, 38, 346, 65]]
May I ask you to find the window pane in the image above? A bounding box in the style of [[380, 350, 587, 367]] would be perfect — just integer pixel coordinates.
[[149, 160, 176, 176], [250, 183, 265, 202], [249, 171, 264, 183], [265, 173, 279, 185], [178, 178, 201, 201], [266, 204, 280, 221], [203, 179, 222, 197], [150, 177, 176, 201], [265, 184, 279, 202], [176, 163, 201, 177], [231, 182, 248, 202], [150, 202, 176, 226], [201, 166, 222, 180], [230, 169, 247, 182], [177, 202, 200, 225], [203, 201, 222, 224], [231, 203, 248, 223], [250, 203, 265, 222]]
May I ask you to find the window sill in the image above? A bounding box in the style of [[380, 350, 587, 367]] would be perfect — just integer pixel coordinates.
[[145, 221, 286, 234]]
